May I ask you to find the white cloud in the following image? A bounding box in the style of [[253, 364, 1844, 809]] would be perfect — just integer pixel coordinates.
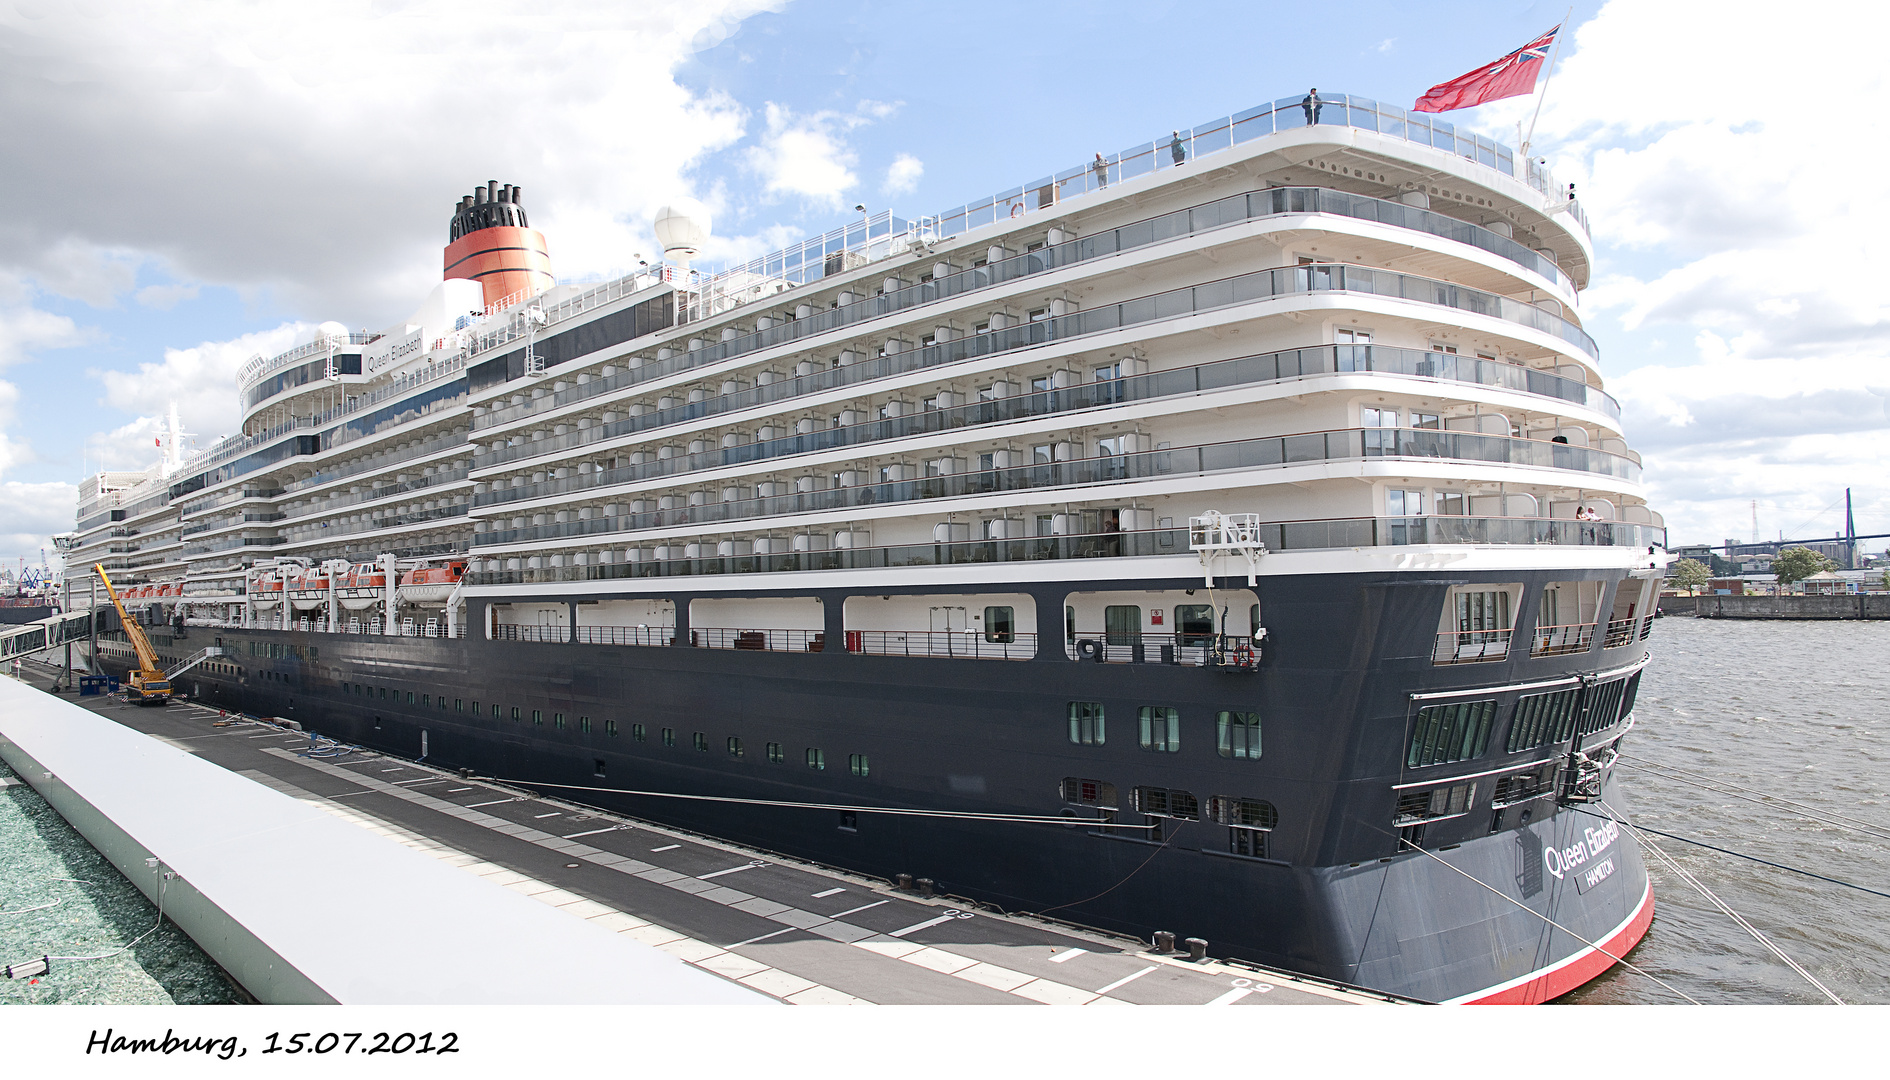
[[1452, 0, 1890, 547], [883, 153, 923, 197], [0, 301, 92, 369], [744, 100, 903, 210], [0, 0, 785, 327], [0, 479, 79, 568], [89, 322, 310, 459]]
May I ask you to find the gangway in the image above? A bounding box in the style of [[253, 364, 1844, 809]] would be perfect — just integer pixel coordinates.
[[165, 646, 226, 681]]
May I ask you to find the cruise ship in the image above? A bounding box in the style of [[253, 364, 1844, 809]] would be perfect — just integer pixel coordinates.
[[52, 92, 1667, 1003]]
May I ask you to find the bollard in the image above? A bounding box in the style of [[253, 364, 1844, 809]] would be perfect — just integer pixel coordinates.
[[916, 877, 935, 897], [895, 873, 913, 891], [1153, 931, 1176, 953], [1185, 937, 1208, 962]]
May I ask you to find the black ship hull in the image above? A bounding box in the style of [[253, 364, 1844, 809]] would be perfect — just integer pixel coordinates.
[[108, 564, 1655, 1003]]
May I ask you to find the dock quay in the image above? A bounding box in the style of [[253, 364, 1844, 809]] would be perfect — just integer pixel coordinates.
[[2, 663, 1394, 1006], [1669, 595, 1890, 620]]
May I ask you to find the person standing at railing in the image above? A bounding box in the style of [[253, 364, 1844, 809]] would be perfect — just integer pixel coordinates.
[[1091, 152, 1109, 189], [1302, 88, 1323, 125], [1169, 131, 1187, 166]]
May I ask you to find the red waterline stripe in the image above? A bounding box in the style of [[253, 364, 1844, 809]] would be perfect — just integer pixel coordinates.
[[1454, 879, 1656, 1005]]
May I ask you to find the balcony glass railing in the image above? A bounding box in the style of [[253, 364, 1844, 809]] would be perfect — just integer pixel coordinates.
[[465, 516, 1665, 588], [475, 343, 1619, 510], [472, 427, 1638, 550], [477, 186, 1578, 434]]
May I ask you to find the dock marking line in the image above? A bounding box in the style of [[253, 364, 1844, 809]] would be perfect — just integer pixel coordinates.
[[698, 862, 765, 880], [650, 844, 681, 852], [533, 812, 563, 818], [563, 827, 621, 839], [727, 927, 799, 949], [1049, 948, 1089, 964], [811, 887, 846, 899], [1206, 987, 1252, 1006], [447, 787, 472, 792], [826, 899, 889, 919], [1094, 966, 1159, 995], [465, 798, 514, 808], [888, 913, 963, 938]]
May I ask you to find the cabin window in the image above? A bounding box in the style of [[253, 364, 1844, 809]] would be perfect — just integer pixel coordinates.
[[1132, 786, 1200, 819], [579, 716, 591, 734], [594, 759, 607, 778], [1067, 701, 1105, 746], [1434, 491, 1466, 515], [552, 712, 565, 730], [728, 736, 743, 758], [806, 747, 826, 770], [984, 606, 1015, 643], [662, 727, 675, 747], [1407, 700, 1496, 768], [1507, 688, 1581, 751], [849, 754, 870, 777], [510, 707, 521, 721], [1138, 706, 1180, 752], [421, 694, 429, 706], [405, 691, 415, 705], [1336, 328, 1372, 345], [693, 731, 708, 751], [766, 742, 783, 764], [491, 704, 500, 718], [1065, 605, 1076, 644], [469, 699, 476, 713], [1216, 711, 1262, 759], [1060, 778, 1117, 807], [1387, 489, 1424, 516], [438, 696, 446, 710], [632, 723, 646, 742], [1103, 605, 1140, 645], [1174, 605, 1214, 646], [1395, 781, 1478, 824], [603, 718, 616, 737]]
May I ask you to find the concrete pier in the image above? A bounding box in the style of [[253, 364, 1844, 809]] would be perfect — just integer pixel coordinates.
[[3, 664, 1392, 1006]]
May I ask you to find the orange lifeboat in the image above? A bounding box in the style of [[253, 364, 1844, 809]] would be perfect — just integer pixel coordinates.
[[251, 572, 283, 609], [288, 569, 330, 611], [337, 564, 387, 611], [398, 560, 465, 606]]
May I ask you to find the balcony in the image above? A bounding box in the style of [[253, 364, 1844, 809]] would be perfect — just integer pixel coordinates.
[[1531, 622, 1596, 657], [464, 515, 1667, 588], [473, 427, 1639, 550], [1433, 629, 1512, 665]]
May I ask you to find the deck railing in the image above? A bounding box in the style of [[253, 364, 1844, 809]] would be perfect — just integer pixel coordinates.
[[1531, 622, 1596, 657], [1433, 628, 1512, 665], [1603, 618, 1639, 649]]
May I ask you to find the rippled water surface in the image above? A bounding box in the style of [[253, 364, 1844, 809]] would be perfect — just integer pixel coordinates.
[[0, 758, 242, 1005], [1561, 616, 1890, 1004]]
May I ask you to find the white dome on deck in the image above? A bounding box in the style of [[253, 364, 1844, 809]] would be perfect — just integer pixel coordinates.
[[653, 199, 711, 265]]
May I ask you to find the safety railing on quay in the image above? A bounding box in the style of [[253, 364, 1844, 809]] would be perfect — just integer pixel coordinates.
[[1531, 621, 1596, 657], [465, 515, 1666, 588], [475, 343, 1619, 508], [474, 187, 1582, 436], [472, 426, 1639, 550]]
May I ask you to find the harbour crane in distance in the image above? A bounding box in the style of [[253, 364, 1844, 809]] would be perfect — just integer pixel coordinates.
[[94, 564, 171, 706]]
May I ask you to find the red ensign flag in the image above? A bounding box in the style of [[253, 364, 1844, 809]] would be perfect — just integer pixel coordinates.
[[1413, 26, 1558, 113]]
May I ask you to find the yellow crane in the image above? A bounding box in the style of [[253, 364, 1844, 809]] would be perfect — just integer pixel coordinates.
[[94, 564, 171, 705]]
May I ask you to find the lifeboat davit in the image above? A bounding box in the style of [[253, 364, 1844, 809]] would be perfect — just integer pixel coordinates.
[[251, 572, 283, 609], [398, 560, 465, 606], [337, 564, 387, 611], [156, 582, 181, 602], [288, 570, 330, 611]]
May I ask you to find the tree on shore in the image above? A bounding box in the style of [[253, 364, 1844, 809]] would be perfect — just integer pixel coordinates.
[[1771, 546, 1836, 586], [1669, 558, 1711, 595]]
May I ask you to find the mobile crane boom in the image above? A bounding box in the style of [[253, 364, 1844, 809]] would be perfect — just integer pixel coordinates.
[[94, 564, 171, 705]]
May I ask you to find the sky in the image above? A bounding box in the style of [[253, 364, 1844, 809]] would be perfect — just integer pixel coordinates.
[[1, 0, 1885, 573]]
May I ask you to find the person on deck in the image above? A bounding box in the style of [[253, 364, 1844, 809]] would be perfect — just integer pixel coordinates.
[[1302, 88, 1323, 125]]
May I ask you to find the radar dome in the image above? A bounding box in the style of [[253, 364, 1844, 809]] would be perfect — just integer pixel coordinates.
[[298, 320, 352, 347], [653, 199, 711, 265]]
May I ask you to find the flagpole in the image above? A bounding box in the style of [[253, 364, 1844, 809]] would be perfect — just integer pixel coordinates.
[[1520, 7, 1573, 160]]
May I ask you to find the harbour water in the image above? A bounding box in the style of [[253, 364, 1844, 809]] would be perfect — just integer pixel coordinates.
[[5, 615, 1886, 1005], [1564, 616, 1890, 1004], [0, 754, 242, 1005]]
